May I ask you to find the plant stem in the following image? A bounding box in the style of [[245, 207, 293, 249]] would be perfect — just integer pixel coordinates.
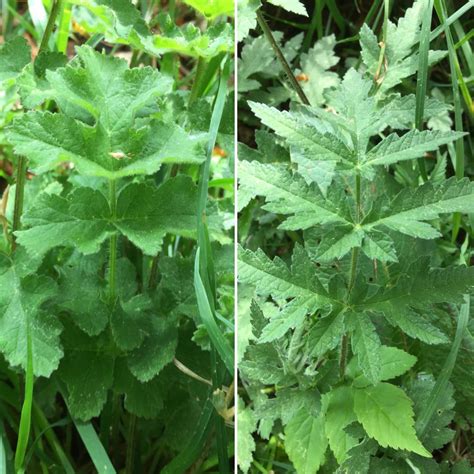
[[189, 57, 208, 105], [339, 334, 348, 378], [11, 156, 27, 250], [108, 180, 118, 303], [39, 0, 63, 52], [256, 10, 310, 106], [374, 0, 389, 84]]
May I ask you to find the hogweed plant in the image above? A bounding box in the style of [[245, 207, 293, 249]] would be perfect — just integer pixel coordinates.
[[0, 1, 234, 471], [238, 1, 473, 472]]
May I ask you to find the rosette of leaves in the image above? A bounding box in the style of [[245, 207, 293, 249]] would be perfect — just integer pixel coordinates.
[[237, 51, 473, 474], [2, 43, 229, 421]]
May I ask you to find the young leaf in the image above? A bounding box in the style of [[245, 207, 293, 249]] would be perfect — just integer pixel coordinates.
[[353, 382, 431, 457]]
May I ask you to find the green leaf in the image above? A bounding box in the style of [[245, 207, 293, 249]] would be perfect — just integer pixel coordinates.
[[239, 161, 350, 230], [149, 14, 234, 58], [258, 300, 307, 343], [365, 178, 474, 239], [354, 382, 431, 457], [363, 129, 466, 168], [114, 361, 166, 419], [268, 0, 307, 16], [110, 295, 152, 351], [237, 398, 257, 473], [127, 316, 178, 382], [0, 37, 31, 83], [59, 325, 114, 420], [182, 0, 234, 18], [238, 245, 340, 318], [0, 252, 61, 378], [16, 187, 112, 256], [58, 254, 109, 336], [8, 113, 205, 179], [298, 35, 340, 106], [382, 308, 448, 345], [360, 1, 446, 93], [16, 177, 223, 257], [237, 0, 261, 42], [308, 311, 345, 358], [285, 407, 327, 474], [323, 386, 358, 464], [249, 102, 352, 165], [349, 313, 381, 385], [348, 345, 417, 386]]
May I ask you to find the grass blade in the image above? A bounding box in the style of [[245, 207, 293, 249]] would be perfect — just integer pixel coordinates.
[[415, 0, 434, 181], [72, 420, 116, 474], [56, 0, 72, 53], [14, 333, 33, 473], [434, 0, 466, 240], [194, 248, 234, 374], [416, 296, 470, 435]]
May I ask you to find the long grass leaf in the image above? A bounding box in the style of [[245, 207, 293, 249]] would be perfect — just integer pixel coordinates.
[[415, 0, 434, 181], [416, 296, 470, 435], [56, 0, 72, 53], [194, 248, 234, 374], [72, 420, 116, 474], [434, 0, 466, 240], [13, 333, 33, 473]]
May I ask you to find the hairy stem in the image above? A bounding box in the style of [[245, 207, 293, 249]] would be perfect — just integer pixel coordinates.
[[339, 334, 349, 378], [12, 156, 27, 250], [256, 10, 310, 106], [39, 0, 63, 52]]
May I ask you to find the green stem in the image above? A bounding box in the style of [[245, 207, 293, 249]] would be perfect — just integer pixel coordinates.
[[341, 171, 362, 378], [256, 10, 310, 105], [189, 56, 208, 105], [339, 334, 349, 378], [12, 156, 27, 250], [39, 0, 63, 52]]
